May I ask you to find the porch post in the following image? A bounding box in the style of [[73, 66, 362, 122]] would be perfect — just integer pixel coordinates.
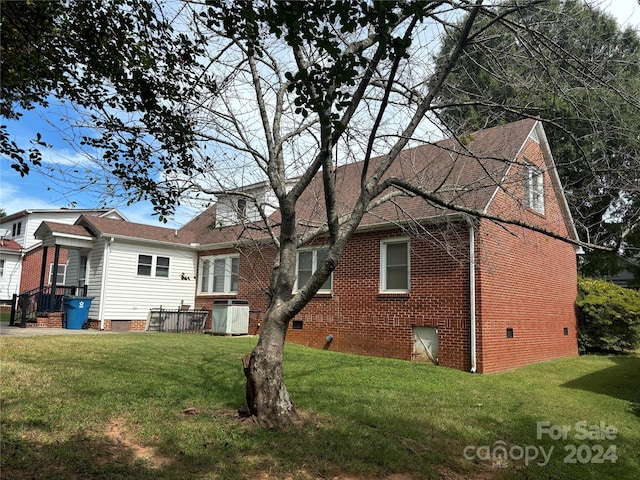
[[37, 246, 49, 311], [50, 245, 61, 311]]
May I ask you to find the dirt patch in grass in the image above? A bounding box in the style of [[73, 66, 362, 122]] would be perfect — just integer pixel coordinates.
[[103, 416, 170, 469]]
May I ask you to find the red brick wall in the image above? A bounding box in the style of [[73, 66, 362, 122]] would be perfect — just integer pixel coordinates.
[[193, 245, 275, 335], [197, 225, 473, 370], [474, 138, 578, 373], [27, 312, 64, 328], [20, 246, 69, 293], [190, 138, 578, 373], [284, 226, 472, 369]]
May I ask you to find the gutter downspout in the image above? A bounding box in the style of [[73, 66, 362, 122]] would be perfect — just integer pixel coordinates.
[[98, 237, 113, 331], [467, 218, 477, 373]]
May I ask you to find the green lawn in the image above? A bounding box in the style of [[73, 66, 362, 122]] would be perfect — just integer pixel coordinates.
[[1, 334, 638, 480]]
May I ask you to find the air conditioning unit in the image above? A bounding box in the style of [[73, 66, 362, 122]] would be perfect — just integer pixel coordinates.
[[212, 299, 249, 335]]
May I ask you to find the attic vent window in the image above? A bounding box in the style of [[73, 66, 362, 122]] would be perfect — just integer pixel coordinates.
[[524, 162, 544, 214]]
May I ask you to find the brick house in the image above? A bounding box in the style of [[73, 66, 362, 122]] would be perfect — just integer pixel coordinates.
[[16, 119, 579, 374], [183, 119, 580, 373]]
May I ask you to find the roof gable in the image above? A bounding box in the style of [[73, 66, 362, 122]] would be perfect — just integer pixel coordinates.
[[184, 119, 577, 247], [77, 215, 197, 245]]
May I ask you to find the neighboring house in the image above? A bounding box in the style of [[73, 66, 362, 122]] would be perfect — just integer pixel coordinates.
[[0, 208, 125, 302], [0, 237, 22, 302], [16, 119, 580, 374], [598, 255, 640, 289], [183, 119, 580, 373], [34, 215, 198, 331]]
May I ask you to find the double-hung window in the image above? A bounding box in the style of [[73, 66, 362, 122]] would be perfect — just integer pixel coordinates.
[[296, 247, 332, 293], [524, 162, 545, 214], [155, 256, 170, 277], [199, 255, 239, 294], [380, 238, 410, 293], [48, 264, 67, 285], [137, 254, 170, 278]]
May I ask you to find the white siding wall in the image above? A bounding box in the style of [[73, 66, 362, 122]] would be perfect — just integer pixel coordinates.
[[1, 210, 124, 250], [216, 186, 277, 226], [0, 254, 22, 300], [65, 250, 87, 288], [86, 240, 106, 320], [101, 240, 197, 321], [23, 212, 89, 249]]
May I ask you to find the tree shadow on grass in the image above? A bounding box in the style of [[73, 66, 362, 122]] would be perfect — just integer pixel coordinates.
[[561, 353, 640, 417]]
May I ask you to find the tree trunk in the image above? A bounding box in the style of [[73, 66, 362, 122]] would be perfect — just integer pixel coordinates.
[[243, 306, 299, 429]]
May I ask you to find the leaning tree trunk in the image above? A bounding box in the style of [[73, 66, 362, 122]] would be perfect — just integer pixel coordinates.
[[243, 305, 300, 429]]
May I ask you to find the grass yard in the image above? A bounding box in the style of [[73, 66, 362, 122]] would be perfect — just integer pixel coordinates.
[[0, 334, 638, 480]]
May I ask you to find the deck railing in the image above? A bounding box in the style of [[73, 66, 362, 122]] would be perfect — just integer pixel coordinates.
[[145, 307, 209, 334], [9, 285, 88, 328]]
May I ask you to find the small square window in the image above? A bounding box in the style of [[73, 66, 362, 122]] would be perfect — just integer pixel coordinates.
[[155, 256, 170, 277], [48, 264, 67, 285], [137, 255, 153, 276], [292, 320, 303, 330], [506, 328, 514, 338]]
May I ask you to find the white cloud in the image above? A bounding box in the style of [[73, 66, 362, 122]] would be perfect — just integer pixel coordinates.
[[41, 146, 97, 167], [117, 201, 200, 228], [0, 182, 61, 214]]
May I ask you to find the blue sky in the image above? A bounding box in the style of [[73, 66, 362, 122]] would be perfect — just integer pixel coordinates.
[[0, 105, 200, 228], [1, 0, 638, 228]]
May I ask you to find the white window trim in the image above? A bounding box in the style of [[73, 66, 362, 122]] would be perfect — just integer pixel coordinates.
[[155, 256, 170, 278], [380, 237, 410, 293], [0, 258, 5, 277], [136, 254, 171, 278], [525, 162, 545, 214], [48, 263, 67, 285], [197, 254, 239, 295], [294, 247, 333, 294]]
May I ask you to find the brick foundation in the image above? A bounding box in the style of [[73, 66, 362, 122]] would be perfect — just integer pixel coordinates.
[[26, 312, 64, 329]]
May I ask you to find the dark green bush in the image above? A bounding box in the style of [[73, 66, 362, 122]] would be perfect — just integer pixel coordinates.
[[576, 277, 640, 354]]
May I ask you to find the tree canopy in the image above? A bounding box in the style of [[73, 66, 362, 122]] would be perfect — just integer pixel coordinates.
[[1, 0, 206, 218], [435, 0, 640, 278]]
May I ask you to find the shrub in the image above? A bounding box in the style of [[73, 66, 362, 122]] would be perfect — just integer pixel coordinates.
[[576, 277, 640, 354]]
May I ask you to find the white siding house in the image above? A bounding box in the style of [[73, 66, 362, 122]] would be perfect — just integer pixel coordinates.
[[0, 240, 22, 302], [97, 239, 196, 323], [35, 214, 198, 330], [0, 209, 125, 302]]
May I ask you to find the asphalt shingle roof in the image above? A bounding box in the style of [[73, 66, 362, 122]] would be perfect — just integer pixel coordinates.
[[184, 119, 538, 246]]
